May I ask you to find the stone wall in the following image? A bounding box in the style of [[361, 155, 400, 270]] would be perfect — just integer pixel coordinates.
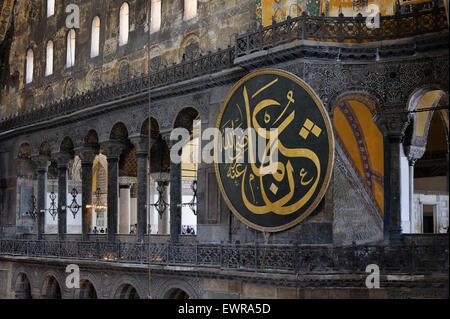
[[0, 0, 256, 118]]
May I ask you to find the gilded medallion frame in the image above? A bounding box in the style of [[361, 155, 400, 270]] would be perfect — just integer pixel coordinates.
[[214, 68, 335, 233]]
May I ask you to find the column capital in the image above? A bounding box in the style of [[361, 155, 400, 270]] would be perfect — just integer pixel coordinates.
[[52, 151, 73, 168], [378, 109, 412, 142], [75, 146, 98, 164], [101, 140, 125, 159], [129, 135, 155, 156], [161, 131, 177, 149], [404, 145, 426, 165], [31, 155, 51, 172]]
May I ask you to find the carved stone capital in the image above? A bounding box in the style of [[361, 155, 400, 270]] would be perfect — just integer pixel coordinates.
[[52, 151, 73, 168], [161, 131, 177, 149], [100, 140, 125, 159], [404, 145, 426, 165], [129, 135, 155, 156], [379, 108, 412, 142], [75, 146, 98, 164], [31, 155, 51, 172]]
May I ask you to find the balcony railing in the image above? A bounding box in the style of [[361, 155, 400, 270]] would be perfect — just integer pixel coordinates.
[[0, 6, 448, 135], [0, 239, 448, 275], [235, 6, 448, 57]]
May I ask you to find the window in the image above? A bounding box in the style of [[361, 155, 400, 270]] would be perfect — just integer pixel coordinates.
[[151, 0, 161, 33], [66, 29, 76, 68], [47, 0, 55, 17], [91, 16, 100, 58], [119, 2, 129, 46], [184, 0, 197, 21], [25, 49, 33, 84], [45, 41, 53, 76]]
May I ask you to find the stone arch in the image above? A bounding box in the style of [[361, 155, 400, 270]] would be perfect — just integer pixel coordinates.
[[63, 78, 77, 98], [405, 89, 447, 152], [39, 141, 53, 157], [21, 92, 35, 113], [14, 273, 32, 299], [84, 129, 100, 147], [43, 86, 55, 105], [148, 46, 166, 72], [332, 92, 385, 220], [164, 288, 190, 299], [173, 107, 200, 131], [109, 122, 129, 140], [41, 275, 62, 299], [113, 282, 142, 299], [74, 280, 98, 299], [59, 136, 75, 155], [115, 58, 130, 82], [141, 117, 160, 136], [159, 279, 199, 299], [87, 68, 103, 90], [179, 33, 201, 62]]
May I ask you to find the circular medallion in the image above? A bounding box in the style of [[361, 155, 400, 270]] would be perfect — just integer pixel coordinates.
[[214, 69, 334, 232]]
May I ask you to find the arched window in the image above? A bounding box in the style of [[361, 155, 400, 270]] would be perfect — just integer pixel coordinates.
[[91, 16, 101, 58], [47, 0, 55, 18], [184, 0, 197, 21], [151, 0, 161, 33], [67, 29, 76, 68], [25, 49, 33, 84], [45, 41, 53, 76], [119, 3, 129, 46]]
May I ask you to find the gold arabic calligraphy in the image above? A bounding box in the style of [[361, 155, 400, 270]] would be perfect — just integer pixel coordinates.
[[221, 79, 322, 216]]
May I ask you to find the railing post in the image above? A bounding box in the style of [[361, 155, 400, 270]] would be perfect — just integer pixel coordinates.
[[301, 12, 307, 40], [320, 13, 326, 41], [287, 16, 292, 42], [271, 20, 278, 46], [338, 13, 344, 42]]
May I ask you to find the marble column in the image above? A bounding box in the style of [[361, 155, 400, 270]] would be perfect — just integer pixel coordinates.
[[163, 133, 182, 243], [32, 155, 50, 240], [405, 145, 425, 234], [382, 109, 411, 245], [119, 185, 131, 234], [157, 180, 169, 235], [130, 136, 151, 242], [101, 141, 125, 242], [53, 152, 72, 241], [76, 147, 98, 241]]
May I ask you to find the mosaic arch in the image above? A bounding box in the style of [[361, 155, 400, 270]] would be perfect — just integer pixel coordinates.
[[333, 93, 384, 217]]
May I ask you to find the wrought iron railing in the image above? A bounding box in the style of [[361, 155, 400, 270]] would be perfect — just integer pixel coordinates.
[[235, 6, 448, 57], [0, 240, 447, 275], [0, 7, 448, 134], [0, 46, 235, 133]]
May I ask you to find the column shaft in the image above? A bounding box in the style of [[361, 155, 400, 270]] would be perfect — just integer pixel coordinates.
[[57, 165, 68, 240], [137, 153, 148, 242], [170, 161, 182, 243], [389, 139, 403, 244], [36, 169, 47, 240], [81, 162, 93, 240], [107, 157, 119, 242]]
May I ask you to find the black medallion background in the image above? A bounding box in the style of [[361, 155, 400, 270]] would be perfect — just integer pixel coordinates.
[[215, 69, 334, 232]]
